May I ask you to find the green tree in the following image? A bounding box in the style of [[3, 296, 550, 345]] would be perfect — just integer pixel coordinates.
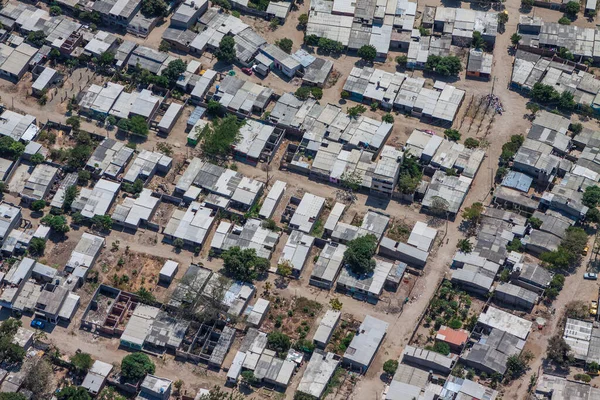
[[565, 0, 580, 16], [464, 138, 480, 149], [27, 31, 46, 47], [78, 170, 91, 185], [298, 13, 308, 27], [295, 86, 311, 100], [57, 387, 92, 400], [511, 33, 522, 45], [49, 5, 62, 15], [357, 45, 377, 62], [305, 34, 319, 46], [382, 113, 394, 123], [206, 99, 222, 116], [531, 83, 560, 103], [433, 341, 451, 355], [29, 238, 46, 256], [141, 0, 168, 17], [41, 214, 70, 233], [583, 186, 600, 207], [472, 31, 486, 50], [0, 394, 27, 400], [222, 247, 269, 282], [587, 208, 600, 224], [457, 239, 472, 253], [201, 115, 243, 160], [340, 169, 362, 192], [462, 202, 484, 224], [0, 319, 25, 364], [30, 152, 45, 165], [425, 55, 462, 76], [506, 351, 533, 380], [397, 155, 422, 195], [311, 87, 323, 100], [395, 55, 408, 65], [159, 40, 171, 52], [173, 238, 184, 249], [99, 51, 115, 66], [97, 387, 127, 400], [498, 12, 508, 24], [267, 331, 291, 355], [528, 217, 543, 229], [71, 352, 93, 374], [558, 16, 572, 25], [276, 38, 293, 53], [119, 116, 149, 137], [161, 59, 186, 86], [121, 353, 155, 382], [444, 129, 461, 142], [570, 123, 583, 135], [383, 359, 398, 376], [91, 215, 113, 231], [216, 36, 236, 63], [559, 91, 575, 110], [521, 0, 534, 6], [31, 199, 46, 212], [317, 38, 343, 53], [347, 105, 367, 118], [0, 136, 25, 160], [343, 234, 377, 275]]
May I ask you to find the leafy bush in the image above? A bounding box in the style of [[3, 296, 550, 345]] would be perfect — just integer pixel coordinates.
[[120, 353, 155, 382]]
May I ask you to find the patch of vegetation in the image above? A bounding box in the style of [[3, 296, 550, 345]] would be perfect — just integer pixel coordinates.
[[425, 55, 462, 76], [222, 247, 269, 282], [343, 234, 377, 275]]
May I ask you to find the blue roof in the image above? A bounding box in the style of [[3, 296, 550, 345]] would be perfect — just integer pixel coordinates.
[[292, 49, 316, 68], [501, 170, 533, 193], [187, 106, 206, 126]]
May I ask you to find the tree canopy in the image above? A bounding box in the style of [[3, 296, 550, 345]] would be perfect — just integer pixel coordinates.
[[276, 38, 293, 54], [141, 0, 168, 17], [0, 136, 25, 160], [0, 319, 25, 365], [121, 353, 155, 382], [222, 247, 269, 282], [397, 155, 422, 195], [71, 352, 93, 373], [343, 234, 377, 275], [565, 0, 580, 16], [117, 116, 149, 137], [27, 31, 46, 47], [40, 214, 70, 233], [357, 45, 377, 62], [200, 115, 243, 160], [583, 186, 600, 208], [267, 331, 291, 355], [161, 59, 186, 86], [425, 55, 462, 76], [57, 386, 92, 400], [216, 36, 236, 63], [383, 359, 398, 375]]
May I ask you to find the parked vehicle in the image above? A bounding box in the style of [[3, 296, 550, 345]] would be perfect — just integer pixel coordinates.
[[30, 319, 45, 329], [241, 67, 253, 76], [584, 272, 598, 280]]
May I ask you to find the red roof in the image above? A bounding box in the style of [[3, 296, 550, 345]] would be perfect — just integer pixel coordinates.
[[436, 326, 469, 346]]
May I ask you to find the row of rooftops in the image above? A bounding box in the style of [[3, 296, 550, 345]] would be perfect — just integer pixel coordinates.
[[80, 84, 163, 120], [511, 50, 600, 110], [343, 66, 466, 124], [518, 15, 600, 59], [307, 0, 417, 53]]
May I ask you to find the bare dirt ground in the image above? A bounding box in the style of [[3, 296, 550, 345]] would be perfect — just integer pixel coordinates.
[[1, 0, 599, 397]]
